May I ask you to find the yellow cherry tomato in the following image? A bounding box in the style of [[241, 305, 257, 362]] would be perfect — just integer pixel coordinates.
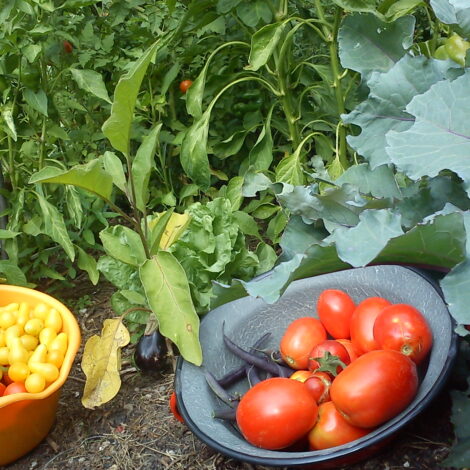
[[0, 347, 9, 365], [25, 373, 46, 393], [0, 310, 16, 329], [5, 324, 23, 347], [0, 330, 5, 348], [45, 308, 62, 333], [39, 327, 57, 347], [20, 334, 39, 351], [8, 361, 30, 382], [24, 318, 44, 337], [29, 362, 59, 383], [33, 303, 49, 320], [49, 332, 68, 355], [28, 344, 48, 365], [8, 338, 29, 364], [47, 349, 64, 368], [3, 302, 19, 312]]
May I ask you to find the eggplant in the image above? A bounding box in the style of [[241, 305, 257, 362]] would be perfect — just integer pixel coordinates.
[[134, 329, 168, 373]]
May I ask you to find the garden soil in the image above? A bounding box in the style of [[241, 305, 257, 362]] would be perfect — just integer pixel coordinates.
[[0, 277, 459, 470]]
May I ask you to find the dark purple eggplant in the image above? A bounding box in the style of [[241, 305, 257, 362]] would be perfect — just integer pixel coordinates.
[[134, 329, 168, 373]]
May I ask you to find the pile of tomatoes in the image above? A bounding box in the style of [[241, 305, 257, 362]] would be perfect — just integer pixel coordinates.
[[235, 289, 433, 451], [0, 301, 69, 398]]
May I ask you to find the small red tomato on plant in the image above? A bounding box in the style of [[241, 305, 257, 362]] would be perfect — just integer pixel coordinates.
[[317, 289, 356, 339], [308, 339, 351, 374], [350, 296, 391, 354], [179, 79, 193, 93], [304, 371, 332, 404], [3, 381, 27, 396], [280, 317, 327, 370], [63, 40, 73, 54], [236, 377, 318, 450], [373, 303, 433, 365], [308, 401, 371, 450]]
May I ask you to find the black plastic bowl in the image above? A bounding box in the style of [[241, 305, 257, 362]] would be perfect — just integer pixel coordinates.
[[175, 265, 458, 468]]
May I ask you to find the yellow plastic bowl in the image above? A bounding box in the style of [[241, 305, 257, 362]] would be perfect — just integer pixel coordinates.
[[0, 285, 81, 466]]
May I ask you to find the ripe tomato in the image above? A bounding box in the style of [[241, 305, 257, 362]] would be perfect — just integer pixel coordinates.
[[350, 296, 391, 354], [169, 391, 184, 423], [317, 289, 355, 339], [336, 338, 361, 362], [3, 381, 27, 396], [63, 40, 73, 54], [304, 371, 332, 404], [289, 370, 312, 382], [330, 350, 418, 428], [280, 317, 327, 370], [308, 401, 371, 450], [0, 382, 5, 396], [373, 304, 433, 365], [236, 377, 318, 450], [308, 339, 351, 374], [179, 79, 193, 93]]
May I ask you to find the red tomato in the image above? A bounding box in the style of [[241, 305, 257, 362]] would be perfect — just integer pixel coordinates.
[[336, 338, 361, 362], [236, 377, 318, 450], [3, 381, 27, 396], [330, 350, 418, 428], [280, 317, 327, 370], [0, 382, 5, 396], [308, 339, 351, 374], [373, 304, 433, 365], [317, 289, 356, 339], [304, 371, 332, 404], [350, 297, 391, 354], [63, 40, 73, 54], [179, 79, 193, 93], [308, 401, 371, 450], [169, 391, 184, 423]]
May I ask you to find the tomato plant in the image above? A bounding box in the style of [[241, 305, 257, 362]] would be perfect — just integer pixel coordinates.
[[330, 349, 418, 428], [280, 317, 327, 370], [350, 297, 391, 354], [179, 79, 193, 94], [317, 290, 356, 339], [308, 401, 371, 450], [236, 377, 318, 450], [373, 304, 433, 365]]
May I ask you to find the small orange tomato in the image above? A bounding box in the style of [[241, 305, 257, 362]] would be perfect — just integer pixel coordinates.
[[179, 79, 193, 94], [169, 391, 184, 423], [3, 381, 27, 396]]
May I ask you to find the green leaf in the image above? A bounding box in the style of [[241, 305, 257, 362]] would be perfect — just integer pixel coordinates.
[[97, 256, 141, 291], [275, 152, 305, 186], [2, 105, 17, 141], [0, 261, 29, 286], [99, 225, 147, 267], [233, 211, 262, 240], [0, 229, 20, 239], [102, 41, 160, 156], [23, 44, 42, 63], [140, 253, 202, 366], [331, 0, 382, 13], [247, 22, 286, 71], [35, 193, 75, 261], [29, 158, 113, 200], [248, 108, 273, 171], [431, 0, 470, 37], [103, 151, 127, 193], [343, 55, 452, 168], [132, 124, 161, 212], [383, 0, 423, 21], [148, 209, 174, 255], [180, 110, 211, 189], [76, 245, 99, 285], [70, 69, 112, 103], [24, 89, 48, 116], [236, 0, 272, 27], [338, 13, 415, 76], [226, 176, 244, 211]]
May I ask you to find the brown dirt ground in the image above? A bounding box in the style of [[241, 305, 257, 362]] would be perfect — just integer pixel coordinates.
[[0, 277, 460, 470]]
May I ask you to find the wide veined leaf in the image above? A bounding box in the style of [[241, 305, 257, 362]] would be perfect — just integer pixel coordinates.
[[76, 246, 99, 285], [331, 0, 382, 14], [381, 0, 424, 22], [343, 55, 454, 168], [386, 70, 470, 196], [247, 22, 287, 71], [140, 253, 202, 366], [338, 13, 415, 76], [0, 261, 29, 286], [148, 211, 191, 253], [102, 41, 160, 156], [97, 256, 142, 291], [103, 151, 127, 194], [29, 158, 113, 201], [24, 89, 48, 116], [70, 68, 112, 103], [275, 152, 305, 186], [99, 225, 147, 267], [248, 107, 274, 172], [431, 0, 470, 37]]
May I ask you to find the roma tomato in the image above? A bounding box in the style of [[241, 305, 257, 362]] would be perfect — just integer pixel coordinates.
[[373, 304, 433, 365], [336, 339, 361, 362], [304, 371, 332, 404], [289, 370, 312, 382], [179, 79, 193, 93], [3, 381, 27, 396], [308, 339, 351, 374], [330, 350, 418, 428], [317, 289, 355, 339], [280, 317, 327, 370], [350, 296, 391, 354], [308, 401, 371, 450], [236, 377, 318, 450]]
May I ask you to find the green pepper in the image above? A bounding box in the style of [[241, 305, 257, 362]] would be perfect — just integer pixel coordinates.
[[444, 33, 470, 66], [434, 45, 450, 61]]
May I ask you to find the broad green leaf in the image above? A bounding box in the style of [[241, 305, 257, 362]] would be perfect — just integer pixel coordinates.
[[102, 41, 160, 156], [383, 0, 423, 21], [70, 68, 112, 103], [29, 158, 113, 200], [213, 130, 247, 159], [97, 256, 141, 291], [226, 176, 244, 211], [148, 211, 191, 252], [81, 318, 130, 409], [331, 0, 382, 13], [65, 186, 83, 228], [255, 243, 277, 275], [140, 253, 202, 366], [76, 245, 99, 285], [217, 0, 242, 13], [326, 209, 404, 267], [242, 172, 272, 197], [23, 44, 42, 63], [431, 0, 470, 37], [386, 70, 470, 196], [99, 225, 147, 267], [0, 260, 29, 286], [236, 0, 272, 27], [0, 229, 20, 239], [338, 13, 415, 76], [180, 110, 211, 189], [233, 211, 262, 240], [36, 193, 75, 261], [132, 123, 162, 212], [247, 22, 286, 71], [103, 151, 127, 193], [248, 107, 273, 171], [275, 152, 305, 186], [161, 62, 181, 95], [148, 210, 174, 254], [24, 89, 48, 116], [343, 55, 452, 168]]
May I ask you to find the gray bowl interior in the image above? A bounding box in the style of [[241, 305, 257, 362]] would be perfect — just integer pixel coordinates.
[[176, 265, 457, 466]]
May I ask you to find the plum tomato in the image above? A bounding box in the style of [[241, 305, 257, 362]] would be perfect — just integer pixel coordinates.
[[280, 317, 327, 370], [350, 296, 391, 354], [308, 339, 351, 374], [317, 289, 355, 339], [373, 303, 433, 365], [308, 401, 371, 450], [304, 371, 332, 404], [3, 381, 27, 396], [179, 79, 193, 93], [289, 370, 313, 382], [236, 377, 318, 450], [330, 349, 418, 428], [336, 338, 361, 362]]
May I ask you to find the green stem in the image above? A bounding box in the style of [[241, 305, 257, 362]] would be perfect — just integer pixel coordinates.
[[38, 116, 47, 170]]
